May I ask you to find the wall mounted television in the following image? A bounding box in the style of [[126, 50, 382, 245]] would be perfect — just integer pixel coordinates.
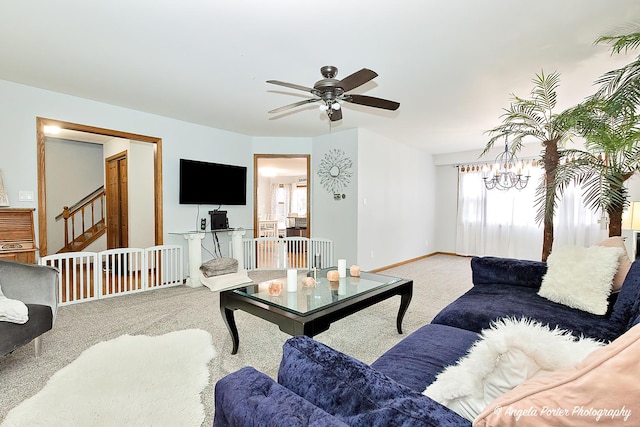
[[179, 158, 247, 205]]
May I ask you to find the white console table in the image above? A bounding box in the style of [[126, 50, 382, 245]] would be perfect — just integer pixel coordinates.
[[171, 228, 249, 288]]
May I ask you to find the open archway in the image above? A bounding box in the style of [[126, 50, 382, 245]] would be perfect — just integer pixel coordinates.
[[36, 117, 163, 256]]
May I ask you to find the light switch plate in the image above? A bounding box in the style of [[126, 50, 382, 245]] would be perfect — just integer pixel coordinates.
[[18, 191, 34, 202]]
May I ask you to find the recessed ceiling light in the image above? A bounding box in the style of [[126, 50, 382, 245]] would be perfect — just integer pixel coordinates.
[[43, 125, 62, 135], [260, 167, 278, 177]]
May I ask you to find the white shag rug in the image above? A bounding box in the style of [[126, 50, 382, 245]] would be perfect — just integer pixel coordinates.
[[1, 329, 215, 427]]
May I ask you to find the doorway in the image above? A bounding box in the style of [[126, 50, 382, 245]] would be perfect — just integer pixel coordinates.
[[36, 117, 163, 257], [253, 155, 311, 239]]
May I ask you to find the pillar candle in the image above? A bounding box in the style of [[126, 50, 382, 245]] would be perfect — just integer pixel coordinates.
[[287, 269, 297, 292], [338, 259, 347, 278]]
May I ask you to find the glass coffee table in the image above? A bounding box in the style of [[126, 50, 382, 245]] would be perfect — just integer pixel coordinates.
[[219, 268, 413, 354]]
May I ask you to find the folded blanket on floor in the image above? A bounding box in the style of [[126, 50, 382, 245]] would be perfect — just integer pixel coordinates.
[[200, 271, 252, 292], [200, 257, 238, 277]]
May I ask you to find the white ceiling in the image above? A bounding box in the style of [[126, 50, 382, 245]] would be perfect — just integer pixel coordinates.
[[3, 1, 639, 155]]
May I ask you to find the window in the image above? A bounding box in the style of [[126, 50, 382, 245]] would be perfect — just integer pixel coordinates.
[[456, 166, 605, 260]]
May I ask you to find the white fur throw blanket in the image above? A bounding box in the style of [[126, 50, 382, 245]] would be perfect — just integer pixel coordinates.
[[423, 317, 604, 421], [0, 283, 28, 324]]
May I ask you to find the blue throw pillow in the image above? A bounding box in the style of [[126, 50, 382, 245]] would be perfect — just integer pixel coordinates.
[[610, 259, 640, 331], [278, 336, 469, 427]]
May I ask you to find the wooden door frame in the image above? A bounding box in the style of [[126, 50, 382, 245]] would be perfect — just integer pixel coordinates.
[[253, 154, 311, 238], [36, 117, 163, 256]]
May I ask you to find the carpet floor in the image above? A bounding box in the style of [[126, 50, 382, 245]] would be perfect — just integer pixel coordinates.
[[0, 253, 473, 426]]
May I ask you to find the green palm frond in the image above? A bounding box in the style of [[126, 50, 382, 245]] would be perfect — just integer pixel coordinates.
[[530, 70, 560, 112], [596, 30, 640, 55], [552, 135, 640, 217], [483, 70, 571, 155], [594, 29, 640, 113]]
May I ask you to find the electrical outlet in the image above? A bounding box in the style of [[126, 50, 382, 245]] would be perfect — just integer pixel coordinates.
[[200, 218, 207, 231]]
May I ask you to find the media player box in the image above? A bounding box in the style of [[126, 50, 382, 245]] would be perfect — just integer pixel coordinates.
[[209, 210, 228, 230]]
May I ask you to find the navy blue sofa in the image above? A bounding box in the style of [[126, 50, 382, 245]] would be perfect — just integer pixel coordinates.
[[213, 256, 640, 426], [432, 256, 640, 342]]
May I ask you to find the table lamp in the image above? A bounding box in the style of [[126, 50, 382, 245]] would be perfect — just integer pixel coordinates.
[[622, 201, 640, 259]]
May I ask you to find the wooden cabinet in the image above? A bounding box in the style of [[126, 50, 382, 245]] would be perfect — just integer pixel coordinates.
[[0, 208, 37, 264]]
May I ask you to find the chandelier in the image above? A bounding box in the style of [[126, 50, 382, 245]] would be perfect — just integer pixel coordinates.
[[483, 135, 530, 191]]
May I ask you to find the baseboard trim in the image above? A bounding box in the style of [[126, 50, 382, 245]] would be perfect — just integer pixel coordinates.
[[370, 252, 469, 273]]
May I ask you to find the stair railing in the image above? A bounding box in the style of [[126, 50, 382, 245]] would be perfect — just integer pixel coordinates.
[[56, 187, 106, 252]]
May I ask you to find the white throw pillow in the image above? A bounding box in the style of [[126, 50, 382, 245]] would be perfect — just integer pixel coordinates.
[[423, 318, 603, 422], [0, 281, 29, 324], [538, 245, 622, 315]]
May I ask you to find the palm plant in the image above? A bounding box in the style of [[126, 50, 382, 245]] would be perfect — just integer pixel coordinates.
[[594, 29, 640, 112], [483, 70, 574, 261], [554, 97, 640, 237], [549, 28, 640, 238]]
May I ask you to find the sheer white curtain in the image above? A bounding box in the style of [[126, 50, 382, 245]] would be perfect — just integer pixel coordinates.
[[554, 183, 607, 247], [456, 166, 605, 261], [270, 184, 294, 230]]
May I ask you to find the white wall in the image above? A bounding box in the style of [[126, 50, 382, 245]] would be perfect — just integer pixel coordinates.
[[44, 138, 103, 252], [256, 173, 271, 217], [312, 129, 358, 266], [434, 165, 458, 254], [129, 141, 155, 248], [1, 77, 446, 272], [0, 78, 253, 265], [252, 137, 312, 155], [357, 129, 436, 270]]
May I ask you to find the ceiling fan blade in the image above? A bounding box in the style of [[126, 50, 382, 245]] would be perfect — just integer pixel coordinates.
[[266, 80, 314, 93], [338, 68, 378, 92], [268, 98, 320, 114], [345, 94, 400, 111], [329, 107, 343, 122]]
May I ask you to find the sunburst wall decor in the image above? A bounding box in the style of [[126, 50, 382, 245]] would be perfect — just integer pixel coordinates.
[[317, 148, 353, 197]]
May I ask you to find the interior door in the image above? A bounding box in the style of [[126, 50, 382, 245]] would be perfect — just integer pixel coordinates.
[[106, 152, 129, 249]]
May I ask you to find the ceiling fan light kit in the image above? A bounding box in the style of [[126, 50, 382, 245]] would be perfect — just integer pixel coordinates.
[[267, 65, 399, 122]]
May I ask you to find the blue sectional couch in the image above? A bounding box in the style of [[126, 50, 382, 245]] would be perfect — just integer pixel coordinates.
[[213, 256, 640, 426], [432, 256, 640, 342]]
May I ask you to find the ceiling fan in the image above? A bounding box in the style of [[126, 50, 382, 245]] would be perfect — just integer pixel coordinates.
[[267, 65, 400, 122]]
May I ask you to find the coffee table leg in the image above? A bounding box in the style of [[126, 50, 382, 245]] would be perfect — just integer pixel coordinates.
[[221, 306, 240, 354], [396, 287, 413, 334]]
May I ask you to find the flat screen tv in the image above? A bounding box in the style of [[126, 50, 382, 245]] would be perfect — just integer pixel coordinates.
[[179, 158, 247, 205]]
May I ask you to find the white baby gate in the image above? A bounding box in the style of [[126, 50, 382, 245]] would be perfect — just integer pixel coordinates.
[[242, 237, 334, 271], [40, 245, 183, 306], [42, 237, 334, 306]]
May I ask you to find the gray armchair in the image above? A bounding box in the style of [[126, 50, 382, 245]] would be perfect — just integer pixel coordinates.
[[0, 259, 58, 357]]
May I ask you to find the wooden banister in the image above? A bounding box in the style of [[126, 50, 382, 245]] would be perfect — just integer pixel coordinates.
[[57, 187, 106, 253]]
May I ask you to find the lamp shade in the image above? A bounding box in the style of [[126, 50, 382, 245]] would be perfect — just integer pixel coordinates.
[[622, 201, 640, 230]]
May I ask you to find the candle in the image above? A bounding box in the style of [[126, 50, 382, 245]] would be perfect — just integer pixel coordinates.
[[268, 280, 283, 296], [338, 259, 347, 278], [287, 269, 297, 292], [350, 265, 361, 277], [326, 270, 340, 282]]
